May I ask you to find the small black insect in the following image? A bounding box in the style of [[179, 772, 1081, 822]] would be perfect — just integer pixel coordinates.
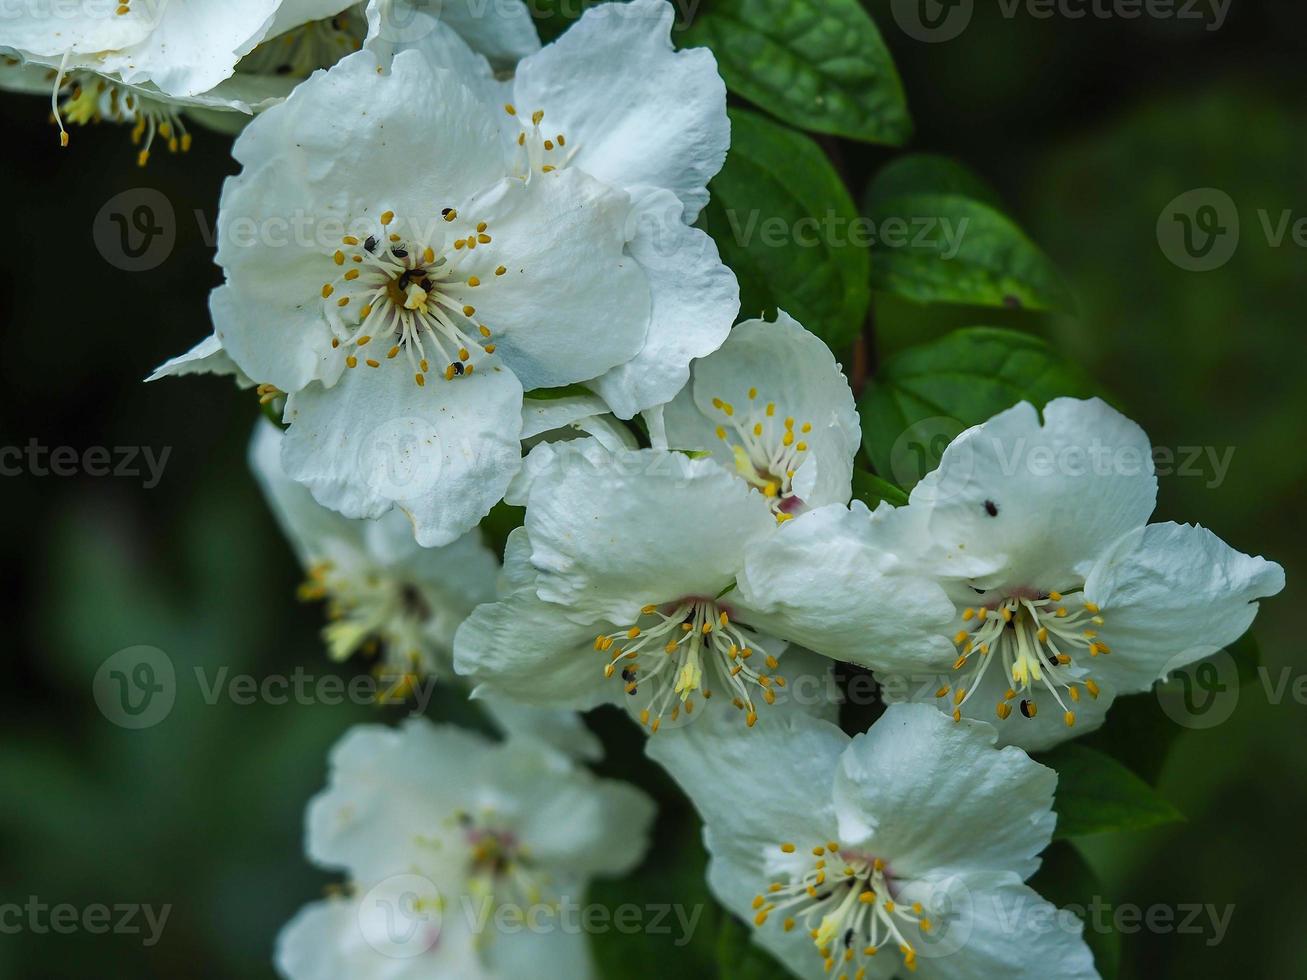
[[843, 929, 854, 948], [1019, 699, 1037, 718], [391, 246, 408, 258], [363, 235, 377, 252], [441, 207, 454, 218], [620, 668, 634, 682], [984, 499, 999, 517], [450, 361, 465, 376]]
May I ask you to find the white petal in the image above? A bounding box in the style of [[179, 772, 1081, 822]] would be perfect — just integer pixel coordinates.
[[523, 447, 777, 621], [587, 187, 738, 419], [389, 0, 541, 69], [663, 310, 859, 509], [275, 893, 483, 979], [646, 709, 845, 850], [280, 359, 523, 546], [103, 0, 285, 97], [249, 418, 368, 563], [912, 398, 1158, 590], [480, 738, 655, 877], [481, 926, 594, 980], [215, 49, 510, 391], [146, 330, 254, 388], [736, 502, 957, 671], [363, 3, 505, 107], [1, 2, 156, 60], [306, 719, 490, 882], [450, 169, 650, 391], [510, 0, 728, 220], [520, 392, 613, 440], [833, 704, 1056, 881], [911, 872, 1099, 980], [1083, 521, 1284, 693], [453, 534, 618, 710], [476, 695, 604, 761]]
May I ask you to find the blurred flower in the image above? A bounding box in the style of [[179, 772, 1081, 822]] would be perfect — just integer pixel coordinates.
[[648, 702, 1099, 980], [275, 717, 654, 978]]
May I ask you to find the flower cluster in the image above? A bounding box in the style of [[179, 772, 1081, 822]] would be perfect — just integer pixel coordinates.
[[12, 0, 1282, 976]]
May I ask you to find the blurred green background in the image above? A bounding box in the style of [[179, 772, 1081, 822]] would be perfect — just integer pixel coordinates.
[[0, 1, 1303, 976]]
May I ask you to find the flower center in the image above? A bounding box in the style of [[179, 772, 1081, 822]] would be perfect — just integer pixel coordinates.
[[45, 64, 191, 163], [298, 560, 431, 701], [456, 812, 550, 910], [594, 599, 784, 732], [940, 590, 1106, 727], [709, 390, 812, 520], [321, 209, 504, 387], [754, 842, 930, 977], [504, 105, 574, 177]]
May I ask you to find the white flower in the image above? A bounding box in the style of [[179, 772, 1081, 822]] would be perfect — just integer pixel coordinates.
[[275, 717, 654, 979], [250, 418, 601, 758], [2, 0, 542, 157], [0, 0, 359, 154], [453, 444, 917, 733], [747, 397, 1285, 750], [647, 703, 1099, 980], [251, 418, 499, 684], [658, 310, 861, 521], [154, 2, 735, 545], [492, 0, 737, 417]]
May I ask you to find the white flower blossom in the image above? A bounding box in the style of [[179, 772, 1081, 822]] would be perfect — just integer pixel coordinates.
[[454, 444, 936, 733], [250, 418, 601, 759], [154, 0, 735, 545], [648, 703, 1099, 980], [744, 397, 1285, 750], [1, 0, 542, 156], [275, 717, 654, 979], [658, 310, 861, 520]]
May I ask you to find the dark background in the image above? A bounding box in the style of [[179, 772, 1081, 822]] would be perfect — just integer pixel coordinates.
[[1, 0, 1303, 975]]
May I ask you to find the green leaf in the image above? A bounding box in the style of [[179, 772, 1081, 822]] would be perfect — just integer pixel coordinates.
[[715, 911, 788, 979], [1028, 842, 1121, 979], [857, 326, 1093, 487], [1039, 743, 1183, 840], [523, 383, 596, 401], [863, 154, 1076, 313], [682, 0, 910, 144], [699, 109, 870, 350], [851, 468, 909, 508]]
